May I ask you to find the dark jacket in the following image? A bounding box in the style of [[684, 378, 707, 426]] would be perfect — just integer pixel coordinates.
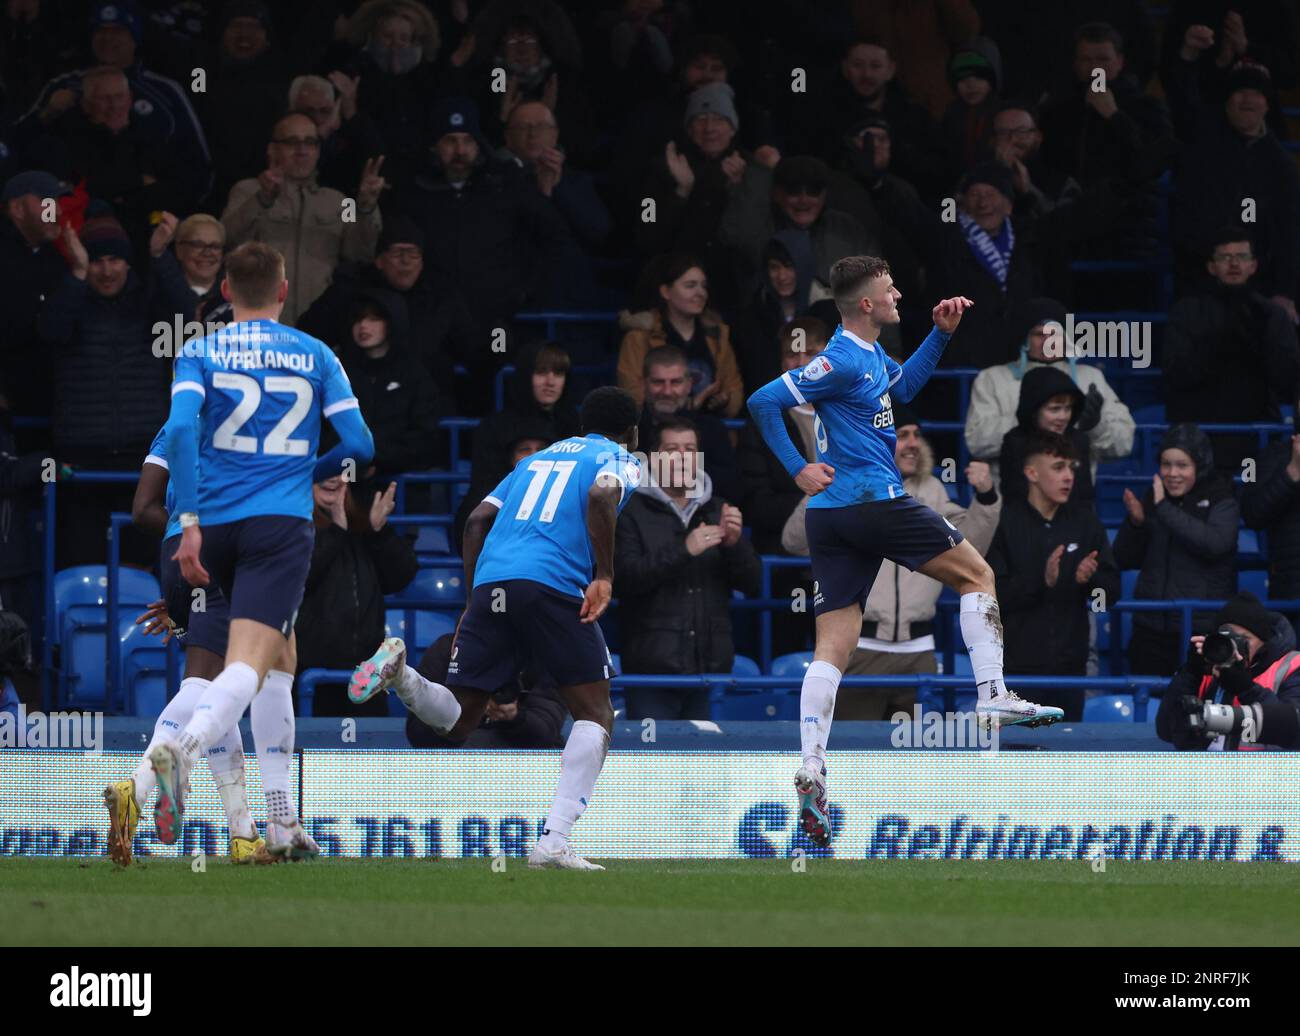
[[453, 341, 582, 550], [0, 409, 47, 580], [0, 217, 67, 419], [733, 229, 820, 395], [337, 287, 443, 482], [1157, 611, 1300, 750], [998, 365, 1095, 504], [1241, 438, 1300, 598], [194, 49, 291, 204], [614, 473, 761, 676], [38, 253, 194, 459], [347, 53, 443, 195], [1112, 424, 1240, 635], [739, 412, 806, 555], [987, 496, 1120, 675], [295, 521, 419, 674]]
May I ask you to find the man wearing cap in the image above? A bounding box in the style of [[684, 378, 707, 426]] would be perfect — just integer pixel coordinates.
[[965, 296, 1134, 480], [37, 210, 194, 565], [1158, 592, 1300, 751], [0, 170, 72, 417], [222, 111, 383, 325], [390, 96, 573, 413], [782, 401, 1002, 719], [1168, 58, 1300, 322], [20, 2, 211, 200]]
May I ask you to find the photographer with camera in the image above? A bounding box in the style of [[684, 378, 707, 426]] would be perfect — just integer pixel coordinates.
[[1156, 592, 1300, 751]]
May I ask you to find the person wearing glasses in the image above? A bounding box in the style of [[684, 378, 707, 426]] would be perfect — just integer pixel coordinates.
[[171, 214, 230, 325], [220, 111, 384, 324], [1164, 228, 1300, 475], [986, 102, 1079, 220]]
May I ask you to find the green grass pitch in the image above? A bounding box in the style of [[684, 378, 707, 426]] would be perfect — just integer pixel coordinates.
[[4, 857, 1300, 945]]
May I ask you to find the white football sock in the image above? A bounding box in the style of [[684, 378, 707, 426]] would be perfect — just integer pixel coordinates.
[[206, 723, 257, 841], [800, 660, 840, 771], [178, 662, 259, 764], [251, 669, 297, 824], [395, 664, 462, 733], [538, 720, 609, 850], [960, 591, 1007, 701], [134, 676, 209, 802]]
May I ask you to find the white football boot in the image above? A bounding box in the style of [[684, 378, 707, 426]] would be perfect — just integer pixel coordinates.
[[259, 818, 321, 862], [975, 688, 1065, 729], [528, 842, 605, 871], [147, 739, 192, 845]]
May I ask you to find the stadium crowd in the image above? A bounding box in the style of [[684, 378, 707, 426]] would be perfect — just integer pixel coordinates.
[[4, 0, 1300, 740]]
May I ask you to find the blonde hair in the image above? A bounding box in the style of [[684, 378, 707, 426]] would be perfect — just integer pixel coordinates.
[[176, 213, 225, 248]]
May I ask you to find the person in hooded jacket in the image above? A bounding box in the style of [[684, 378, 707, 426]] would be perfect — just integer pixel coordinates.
[[1113, 423, 1240, 676], [965, 296, 1134, 473], [296, 473, 418, 717], [1157, 592, 1300, 751], [614, 416, 761, 720], [998, 364, 1096, 504], [453, 340, 580, 552], [336, 287, 442, 496]]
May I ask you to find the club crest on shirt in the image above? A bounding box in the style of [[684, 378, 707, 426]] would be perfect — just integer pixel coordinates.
[[800, 356, 833, 382]]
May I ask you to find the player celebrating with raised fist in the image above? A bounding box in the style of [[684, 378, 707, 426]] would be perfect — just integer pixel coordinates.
[[747, 255, 1063, 848]]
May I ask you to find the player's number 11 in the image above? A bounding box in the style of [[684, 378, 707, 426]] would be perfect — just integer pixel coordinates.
[[515, 459, 577, 523]]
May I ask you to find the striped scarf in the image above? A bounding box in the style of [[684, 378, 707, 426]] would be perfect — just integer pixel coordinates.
[[958, 211, 1014, 290]]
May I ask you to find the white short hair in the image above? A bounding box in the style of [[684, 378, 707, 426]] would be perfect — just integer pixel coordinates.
[[288, 75, 333, 108]]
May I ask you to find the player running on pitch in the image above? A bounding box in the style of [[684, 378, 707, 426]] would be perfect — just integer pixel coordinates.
[[102, 419, 302, 867], [747, 255, 1063, 847], [144, 240, 373, 860], [348, 386, 641, 871]]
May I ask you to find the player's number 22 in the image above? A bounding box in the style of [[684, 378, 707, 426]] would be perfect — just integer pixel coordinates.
[[211, 371, 313, 455]]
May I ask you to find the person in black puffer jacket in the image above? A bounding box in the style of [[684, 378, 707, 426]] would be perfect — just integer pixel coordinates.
[[335, 286, 442, 500], [1113, 423, 1240, 676], [614, 416, 761, 720], [1241, 398, 1300, 606], [997, 364, 1095, 504], [295, 475, 418, 717]]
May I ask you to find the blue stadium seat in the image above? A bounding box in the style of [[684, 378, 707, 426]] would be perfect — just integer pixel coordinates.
[[715, 691, 798, 721], [414, 525, 450, 555], [1131, 403, 1165, 425], [1239, 571, 1269, 598], [384, 608, 457, 652], [770, 651, 813, 683], [1121, 569, 1139, 599], [389, 568, 465, 605], [1083, 693, 1134, 722], [949, 653, 972, 677], [732, 655, 760, 678]]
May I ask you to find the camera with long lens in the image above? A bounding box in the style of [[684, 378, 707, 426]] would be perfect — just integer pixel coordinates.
[[1202, 626, 1250, 667]]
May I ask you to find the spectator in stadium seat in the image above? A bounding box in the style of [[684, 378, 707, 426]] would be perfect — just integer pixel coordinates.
[[1164, 229, 1300, 475], [783, 403, 1004, 719], [1241, 392, 1300, 602], [740, 320, 830, 555], [38, 212, 193, 566], [342, 0, 445, 196], [614, 416, 761, 720], [296, 475, 418, 717], [1113, 423, 1240, 676], [171, 214, 230, 326], [1156, 593, 1300, 751], [986, 431, 1119, 720], [0, 169, 71, 419], [636, 345, 743, 510], [187, 1, 291, 205], [633, 82, 752, 311], [453, 340, 580, 551], [1167, 61, 1300, 319], [719, 155, 880, 320], [19, 2, 212, 201], [733, 236, 834, 396], [940, 36, 1004, 187], [618, 253, 744, 418], [390, 96, 575, 414], [1035, 21, 1176, 256], [998, 365, 1097, 505], [289, 74, 386, 198], [221, 111, 383, 325], [405, 633, 567, 749], [930, 162, 1050, 370], [986, 102, 1081, 222], [25, 66, 196, 251], [0, 0, 61, 115], [965, 298, 1135, 483], [337, 288, 442, 497], [792, 37, 944, 200]]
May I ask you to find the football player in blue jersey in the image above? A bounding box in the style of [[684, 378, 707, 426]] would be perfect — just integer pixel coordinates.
[[748, 255, 1064, 847], [348, 386, 641, 870], [144, 241, 374, 861]]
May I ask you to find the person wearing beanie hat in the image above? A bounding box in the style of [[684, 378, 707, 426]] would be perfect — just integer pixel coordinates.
[[1114, 422, 1241, 677], [964, 296, 1134, 487], [683, 82, 739, 133], [942, 37, 1003, 181], [1156, 588, 1300, 751]]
